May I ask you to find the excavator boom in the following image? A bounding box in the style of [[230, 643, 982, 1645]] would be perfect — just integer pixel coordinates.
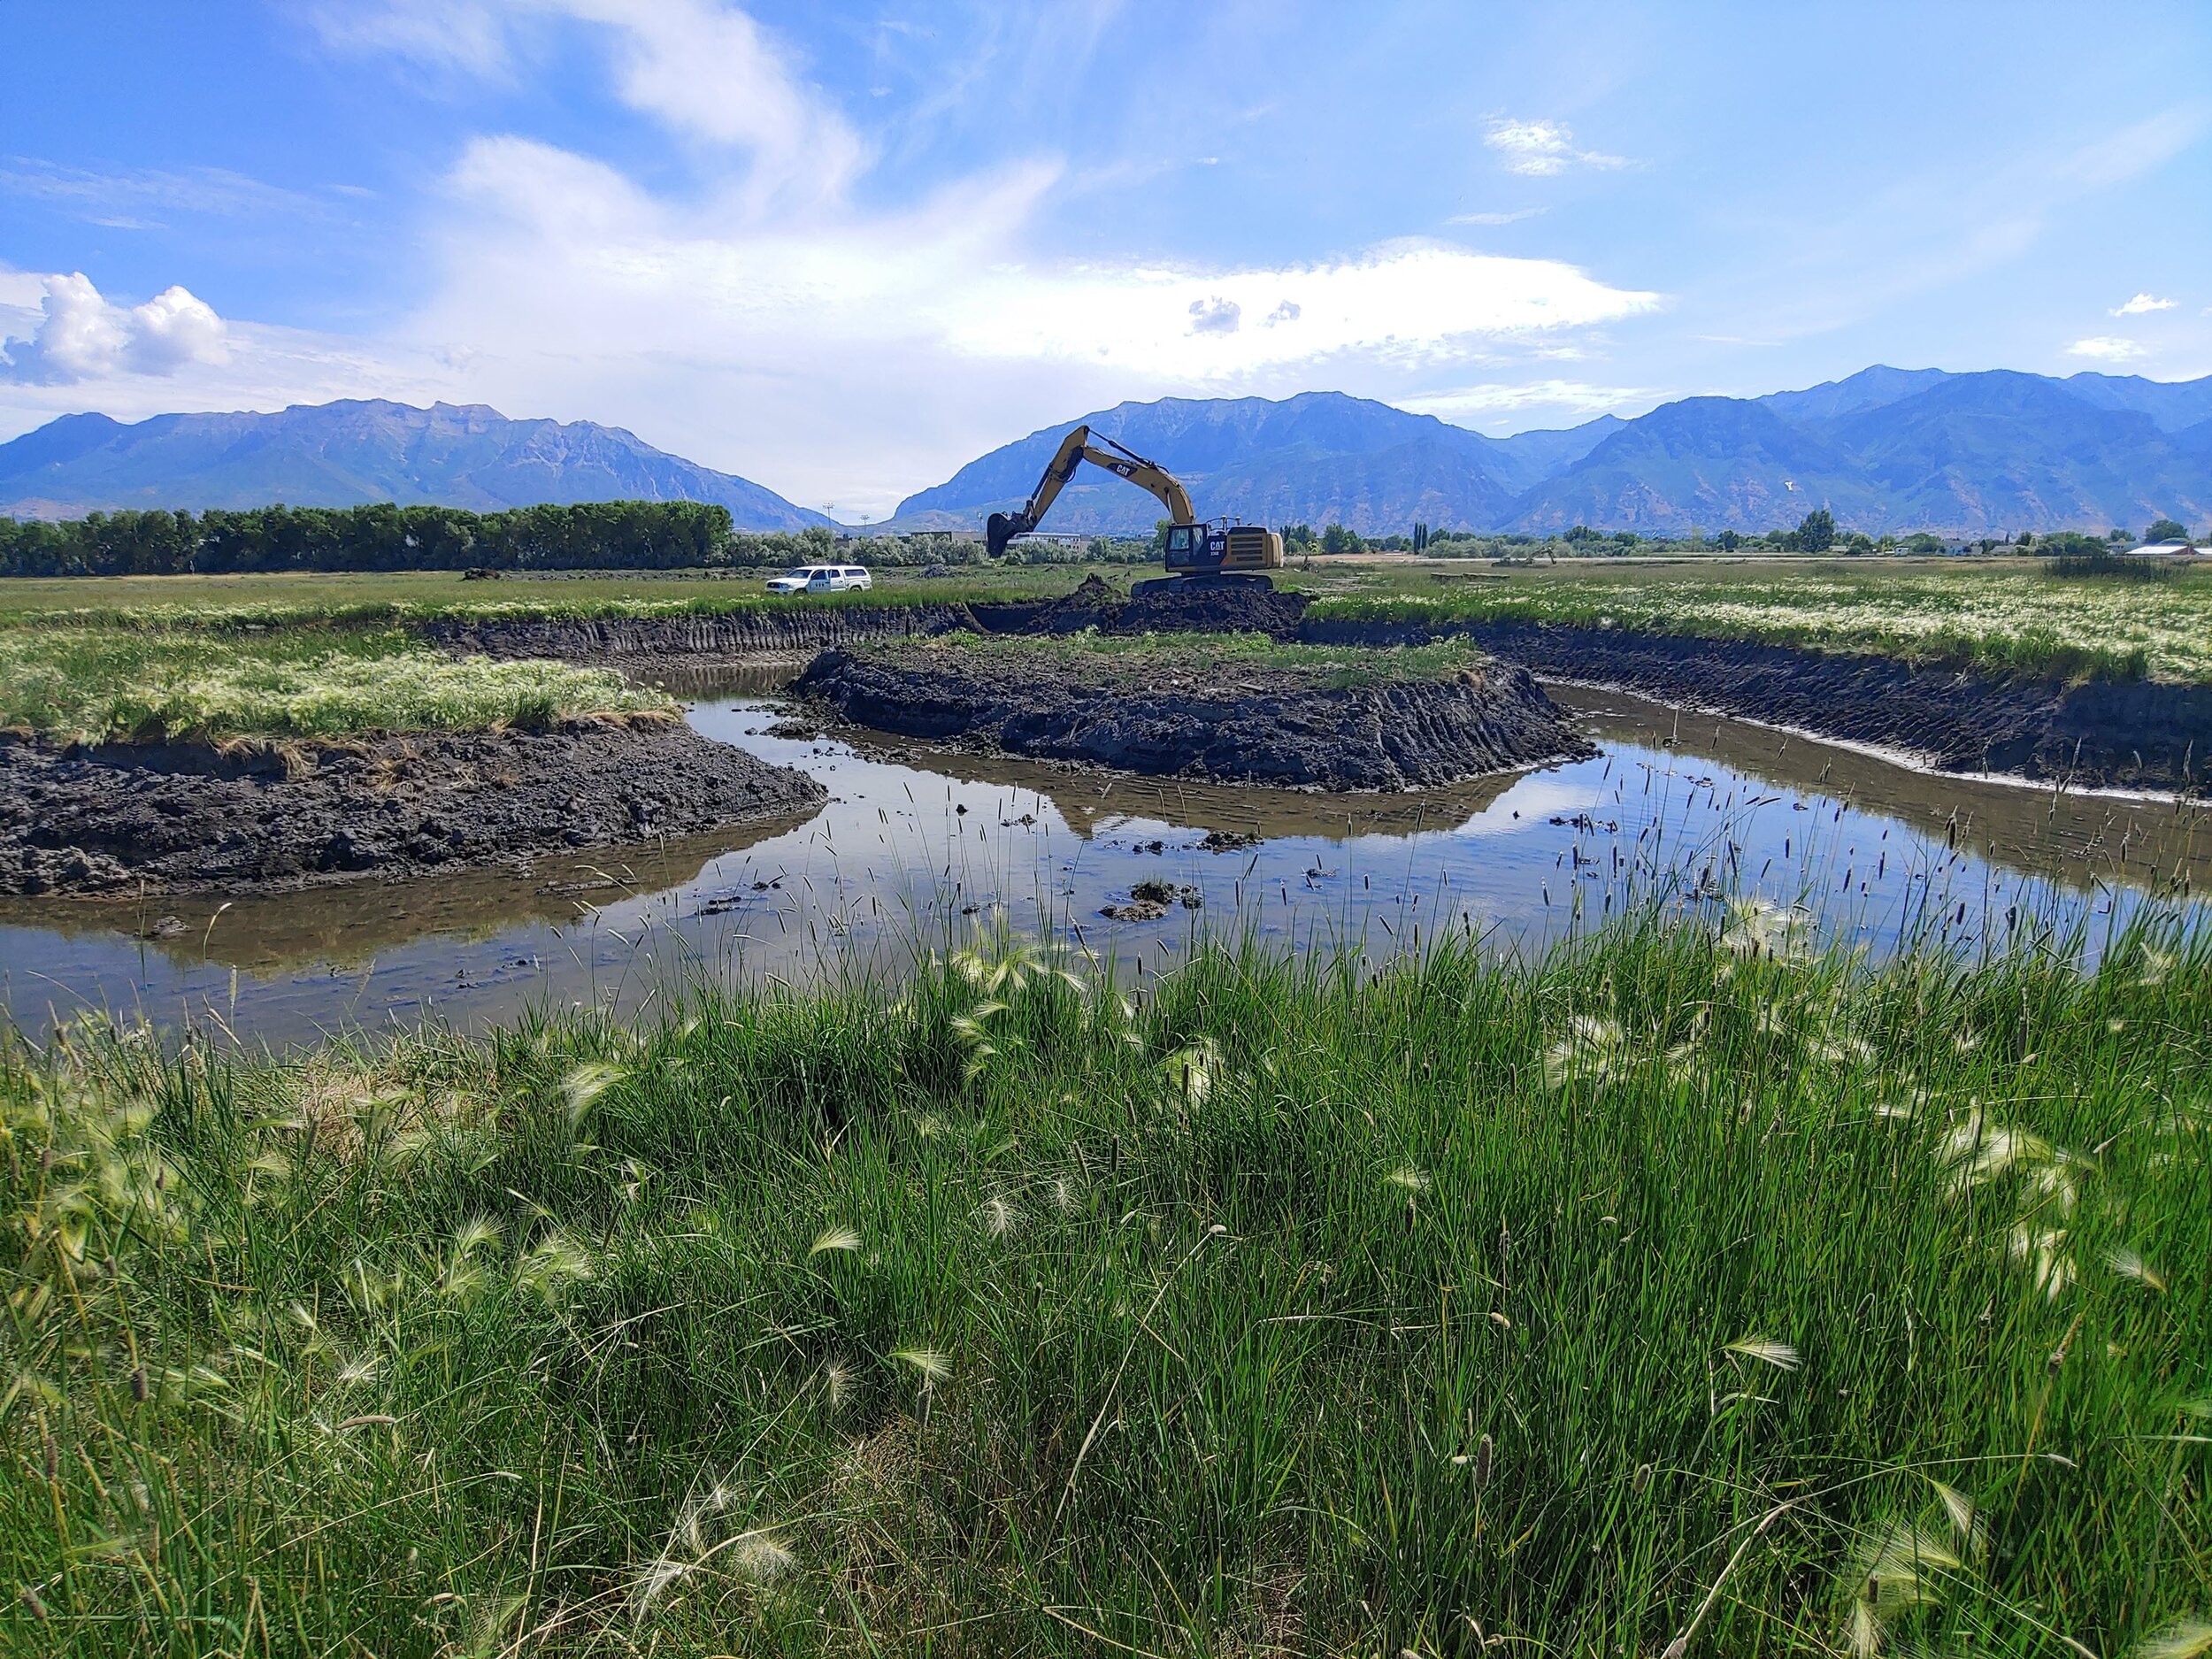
[[984, 425, 1283, 582], [986, 426, 1195, 557]]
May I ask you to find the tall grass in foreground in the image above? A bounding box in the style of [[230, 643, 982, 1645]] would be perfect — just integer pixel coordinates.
[[2, 916, 2206, 1656]]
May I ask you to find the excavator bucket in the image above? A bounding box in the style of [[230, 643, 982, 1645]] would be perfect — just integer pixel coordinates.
[[986, 511, 1020, 559]]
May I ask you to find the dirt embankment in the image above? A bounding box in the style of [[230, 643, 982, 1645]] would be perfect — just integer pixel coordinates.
[[0, 722, 826, 897], [794, 644, 1592, 791], [421, 603, 980, 663], [1300, 618, 2212, 792], [971, 572, 1310, 639]]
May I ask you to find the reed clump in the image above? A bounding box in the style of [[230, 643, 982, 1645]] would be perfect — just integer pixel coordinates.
[[0, 625, 673, 743], [1, 918, 2205, 1655]]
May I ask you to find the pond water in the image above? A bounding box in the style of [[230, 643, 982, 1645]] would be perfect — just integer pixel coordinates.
[[3, 669, 2205, 1046]]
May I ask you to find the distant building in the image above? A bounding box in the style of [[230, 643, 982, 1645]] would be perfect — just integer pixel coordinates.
[[2130, 541, 2200, 557]]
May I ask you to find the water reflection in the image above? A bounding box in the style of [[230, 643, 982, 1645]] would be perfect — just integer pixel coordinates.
[[1, 670, 2202, 1046]]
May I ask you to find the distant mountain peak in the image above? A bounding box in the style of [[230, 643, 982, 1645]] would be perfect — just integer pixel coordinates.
[[0, 399, 827, 527], [895, 368, 2212, 538]]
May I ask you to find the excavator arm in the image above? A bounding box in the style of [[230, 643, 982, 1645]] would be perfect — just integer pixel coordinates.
[[986, 426, 1196, 557]]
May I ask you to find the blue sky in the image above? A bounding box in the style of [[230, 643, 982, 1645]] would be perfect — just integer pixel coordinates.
[[3, 0, 2208, 515]]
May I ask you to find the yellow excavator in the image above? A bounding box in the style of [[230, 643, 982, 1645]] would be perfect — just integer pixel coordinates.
[[985, 425, 1284, 590]]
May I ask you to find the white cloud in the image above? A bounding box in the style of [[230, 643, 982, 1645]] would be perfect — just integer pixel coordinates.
[[1401, 379, 1647, 424], [2110, 292, 2176, 316], [389, 130, 1659, 508], [2065, 335, 2146, 361], [309, 0, 511, 73], [940, 240, 1658, 376], [317, 0, 863, 209], [7, 3, 1666, 515], [0, 273, 229, 385], [0, 159, 326, 229], [1448, 207, 1546, 226], [1483, 119, 1626, 177]]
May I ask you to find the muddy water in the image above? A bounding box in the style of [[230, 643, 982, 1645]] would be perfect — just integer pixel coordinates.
[[2, 671, 2204, 1046]]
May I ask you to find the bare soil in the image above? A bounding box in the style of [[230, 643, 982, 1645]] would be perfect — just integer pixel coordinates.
[[0, 722, 826, 896], [970, 572, 1310, 639], [1301, 618, 2212, 792], [793, 642, 1592, 791]]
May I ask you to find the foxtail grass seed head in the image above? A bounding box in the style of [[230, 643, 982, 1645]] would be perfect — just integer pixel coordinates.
[[731, 1532, 799, 1582], [1724, 1334, 1802, 1371], [1385, 1166, 1432, 1194], [558, 1060, 625, 1129], [978, 1194, 1020, 1238], [2007, 1224, 2076, 1300], [890, 1348, 951, 1384], [809, 1224, 862, 1257], [2107, 1246, 2167, 1292], [2127, 1616, 2212, 1659], [1927, 1479, 1988, 1562]]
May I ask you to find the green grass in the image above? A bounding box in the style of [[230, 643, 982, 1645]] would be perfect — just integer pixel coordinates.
[[11, 558, 2212, 685], [877, 627, 1500, 688], [3, 916, 2205, 1655], [0, 626, 672, 744], [0, 564, 1110, 631], [1305, 558, 2212, 683]]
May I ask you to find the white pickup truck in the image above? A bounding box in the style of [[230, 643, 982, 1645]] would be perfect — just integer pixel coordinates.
[[764, 564, 872, 595]]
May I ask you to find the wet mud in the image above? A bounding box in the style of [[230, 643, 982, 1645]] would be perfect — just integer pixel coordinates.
[[792, 641, 1593, 791], [0, 722, 826, 897], [425, 582, 2212, 793], [969, 572, 1310, 639], [1300, 618, 2212, 793]]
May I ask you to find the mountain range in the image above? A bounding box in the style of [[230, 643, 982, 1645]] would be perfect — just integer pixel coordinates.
[[3, 367, 2208, 537], [0, 399, 830, 529], [890, 368, 2212, 538]]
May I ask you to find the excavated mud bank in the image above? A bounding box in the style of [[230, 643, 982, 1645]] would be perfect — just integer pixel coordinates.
[[408, 580, 2212, 791], [793, 643, 1592, 790], [0, 723, 826, 897], [421, 603, 979, 663], [1300, 618, 2212, 793], [969, 572, 1310, 638]]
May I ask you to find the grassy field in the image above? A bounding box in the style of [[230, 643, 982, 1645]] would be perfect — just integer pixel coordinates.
[[0, 626, 671, 745], [1302, 557, 2212, 683], [4, 557, 2208, 684], [2, 916, 2204, 1656], [0, 565, 1093, 629]]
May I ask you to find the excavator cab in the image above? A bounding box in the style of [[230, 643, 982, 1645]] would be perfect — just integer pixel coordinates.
[[1161, 525, 1204, 564]]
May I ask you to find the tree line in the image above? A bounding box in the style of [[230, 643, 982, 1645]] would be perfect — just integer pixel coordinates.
[[0, 502, 741, 578], [4, 500, 2195, 580], [0, 502, 1176, 578], [1270, 508, 2202, 560]]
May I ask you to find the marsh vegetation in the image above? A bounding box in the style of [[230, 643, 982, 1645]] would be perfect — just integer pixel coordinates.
[[0, 626, 672, 746], [1, 916, 2204, 1655]]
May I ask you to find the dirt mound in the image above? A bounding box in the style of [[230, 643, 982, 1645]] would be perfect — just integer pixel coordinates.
[[795, 644, 1592, 791], [1302, 618, 2212, 792], [974, 573, 1310, 639], [422, 603, 979, 663], [0, 724, 826, 896]]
